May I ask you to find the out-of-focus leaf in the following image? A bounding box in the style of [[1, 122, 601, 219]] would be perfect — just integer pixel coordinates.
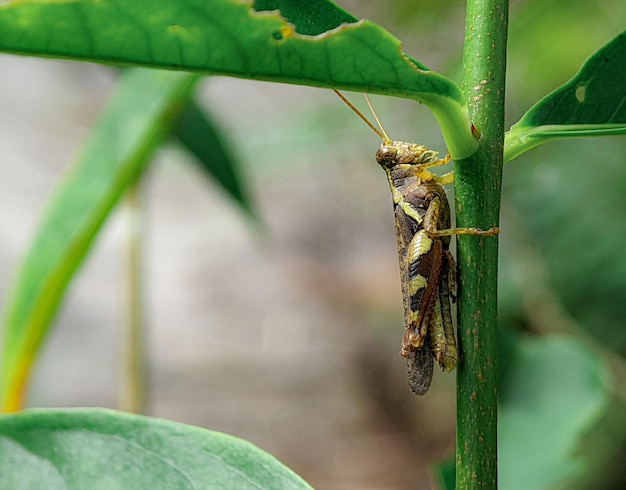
[[0, 408, 313, 489], [433, 456, 455, 490], [435, 333, 613, 489], [0, 69, 200, 412], [505, 29, 626, 162], [254, 0, 357, 36], [503, 137, 626, 356], [0, 0, 476, 158], [174, 103, 256, 219], [499, 334, 610, 489]]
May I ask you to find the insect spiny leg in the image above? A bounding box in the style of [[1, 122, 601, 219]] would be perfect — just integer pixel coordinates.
[[428, 226, 500, 237]]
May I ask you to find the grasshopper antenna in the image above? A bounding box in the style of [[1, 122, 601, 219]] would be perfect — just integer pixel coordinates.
[[363, 94, 391, 143], [333, 90, 391, 143]]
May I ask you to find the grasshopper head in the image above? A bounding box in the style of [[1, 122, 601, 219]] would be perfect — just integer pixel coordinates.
[[376, 141, 438, 169]]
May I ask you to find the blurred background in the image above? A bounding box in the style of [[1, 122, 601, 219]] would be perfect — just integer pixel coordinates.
[[1, 1, 625, 489]]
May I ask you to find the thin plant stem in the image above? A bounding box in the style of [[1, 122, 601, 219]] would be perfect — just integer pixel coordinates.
[[454, 0, 508, 488], [120, 182, 148, 414]]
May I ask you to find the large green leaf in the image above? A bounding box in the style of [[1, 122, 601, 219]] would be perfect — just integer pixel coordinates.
[[0, 0, 476, 158], [0, 408, 312, 489], [1, 69, 199, 411], [505, 28, 626, 162]]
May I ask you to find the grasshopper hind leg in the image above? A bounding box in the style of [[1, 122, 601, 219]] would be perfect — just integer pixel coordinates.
[[406, 344, 434, 395]]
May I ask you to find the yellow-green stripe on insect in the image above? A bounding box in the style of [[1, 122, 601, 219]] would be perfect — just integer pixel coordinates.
[[335, 90, 499, 395]]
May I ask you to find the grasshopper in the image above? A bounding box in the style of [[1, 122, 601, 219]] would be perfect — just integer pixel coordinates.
[[335, 91, 499, 394]]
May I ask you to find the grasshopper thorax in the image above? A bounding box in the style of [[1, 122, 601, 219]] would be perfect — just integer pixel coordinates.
[[376, 141, 439, 169]]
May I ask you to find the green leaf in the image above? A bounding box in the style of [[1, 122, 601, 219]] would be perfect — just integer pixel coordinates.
[[0, 0, 476, 158], [174, 103, 257, 219], [0, 408, 312, 489], [1, 69, 199, 411], [254, 0, 357, 36], [505, 28, 626, 162], [499, 334, 610, 489]]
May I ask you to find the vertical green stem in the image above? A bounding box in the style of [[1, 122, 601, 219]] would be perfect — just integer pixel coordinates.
[[455, 0, 508, 488], [120, 182, 148, 414]]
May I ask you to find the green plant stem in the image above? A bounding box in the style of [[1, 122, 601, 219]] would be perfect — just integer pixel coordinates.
[[454, 0, 508, 488], [120, 182, 148, 414]]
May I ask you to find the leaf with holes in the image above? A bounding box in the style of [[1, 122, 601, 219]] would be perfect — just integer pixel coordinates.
[[0, 0, 476, 158], [505, 28, 626, 162]]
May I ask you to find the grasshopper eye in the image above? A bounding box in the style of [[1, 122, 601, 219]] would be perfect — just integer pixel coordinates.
[[376, 145, 398, 167]]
